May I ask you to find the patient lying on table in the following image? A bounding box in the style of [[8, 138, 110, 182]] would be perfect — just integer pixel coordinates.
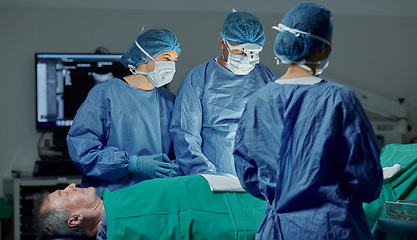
[[33, 175, 266, 240]]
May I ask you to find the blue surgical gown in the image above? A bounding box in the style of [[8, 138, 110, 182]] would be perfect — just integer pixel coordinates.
[[67, 78, 175, 195], [169, 59, 279, 176], [233, 78, 383, 240]]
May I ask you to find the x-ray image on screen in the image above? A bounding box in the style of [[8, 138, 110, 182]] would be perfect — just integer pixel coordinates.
[[36, 53, 130, 129]]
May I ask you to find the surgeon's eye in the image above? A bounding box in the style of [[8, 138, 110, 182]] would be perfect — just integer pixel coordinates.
[[233, 50, 245, 56]]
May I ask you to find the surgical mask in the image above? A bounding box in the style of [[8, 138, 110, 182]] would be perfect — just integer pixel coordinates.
[[224, 41, 262, 75], [273, 23, 332, 76], [128, 41, 176, 88]]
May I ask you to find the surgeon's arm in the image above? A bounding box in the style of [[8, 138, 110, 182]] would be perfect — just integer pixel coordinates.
[[234, 134, 264, 200], [66, 89, 131, 181], [340, 92, 383, 203], [233, 105, 264, 200], [170, 70, 216, 175]]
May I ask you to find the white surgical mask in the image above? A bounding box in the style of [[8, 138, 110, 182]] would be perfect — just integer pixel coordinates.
[[224, 41, 262, 75], [128, 41, 176, 88], [225, 52, 258, 75], [272, 23, 332, 76]]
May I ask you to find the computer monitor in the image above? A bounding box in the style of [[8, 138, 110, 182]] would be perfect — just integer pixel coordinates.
[[36, 53, 130, 129], [35, 53, 130, 155]]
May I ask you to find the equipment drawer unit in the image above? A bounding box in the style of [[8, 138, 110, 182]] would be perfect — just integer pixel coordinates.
[[3, 177, 81, 240]]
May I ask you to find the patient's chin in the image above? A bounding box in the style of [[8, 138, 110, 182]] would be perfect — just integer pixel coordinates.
[[86, 187, 98, 197]]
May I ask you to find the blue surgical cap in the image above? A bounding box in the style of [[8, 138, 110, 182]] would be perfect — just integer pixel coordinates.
[[220, 12, 265, 46], [274, 3, 334, 61], [121, 29, 181, 68]]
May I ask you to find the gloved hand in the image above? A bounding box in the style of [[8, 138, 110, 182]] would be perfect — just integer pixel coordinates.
[[128, 153, 180, 178]]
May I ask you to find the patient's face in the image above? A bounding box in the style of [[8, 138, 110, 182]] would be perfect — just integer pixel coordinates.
[[45, 183, 99, 212]]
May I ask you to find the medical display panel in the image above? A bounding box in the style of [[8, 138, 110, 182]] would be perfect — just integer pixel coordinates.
[[35, 53, 129, 129]]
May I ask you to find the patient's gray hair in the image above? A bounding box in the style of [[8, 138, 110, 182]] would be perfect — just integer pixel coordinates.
[[33, 191, 86, 237]]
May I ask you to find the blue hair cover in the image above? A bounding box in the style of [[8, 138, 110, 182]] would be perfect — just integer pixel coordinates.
[[220, 12, 265, 46], [274, 3, 334, 61], [121, 29, 181, 68]]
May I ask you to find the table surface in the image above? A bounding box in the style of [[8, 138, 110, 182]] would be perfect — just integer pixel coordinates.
[[371, 218, 417, 240]]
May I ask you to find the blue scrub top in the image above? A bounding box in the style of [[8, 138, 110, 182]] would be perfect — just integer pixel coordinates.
[[67, 78, 175, 195], [234, 79, 383, 239], [170, 59, 279, 176]]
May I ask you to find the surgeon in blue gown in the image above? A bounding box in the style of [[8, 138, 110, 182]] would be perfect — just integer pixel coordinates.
[[233, 3, 383, 240], [67, 29, 181, 196], [170, 11, 279, 176]]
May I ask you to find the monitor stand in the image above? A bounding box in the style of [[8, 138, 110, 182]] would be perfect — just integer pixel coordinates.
[[51, 128, 70, 159]]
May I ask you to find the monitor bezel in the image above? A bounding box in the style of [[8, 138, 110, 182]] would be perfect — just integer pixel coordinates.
[[35, 52, 127, 130]]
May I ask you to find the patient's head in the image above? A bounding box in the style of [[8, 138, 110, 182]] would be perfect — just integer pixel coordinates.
[[33, 183, 104, 238]]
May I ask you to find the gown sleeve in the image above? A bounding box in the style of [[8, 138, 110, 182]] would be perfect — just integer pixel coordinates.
[[233, 106, 264, 200], [233, 89, 277, 201], [170, 67, 216, 175], [338, 91, 383, 203], [67, 87, 130, 181]]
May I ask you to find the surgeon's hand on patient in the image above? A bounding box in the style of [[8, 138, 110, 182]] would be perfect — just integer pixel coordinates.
[[128, 153, 180, 178]]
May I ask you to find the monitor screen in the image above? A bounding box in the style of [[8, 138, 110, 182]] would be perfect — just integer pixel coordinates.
[[35, 53, 130, 129]]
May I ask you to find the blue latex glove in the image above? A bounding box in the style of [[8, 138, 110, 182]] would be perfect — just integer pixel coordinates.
[[128, 153, 180, 178]]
